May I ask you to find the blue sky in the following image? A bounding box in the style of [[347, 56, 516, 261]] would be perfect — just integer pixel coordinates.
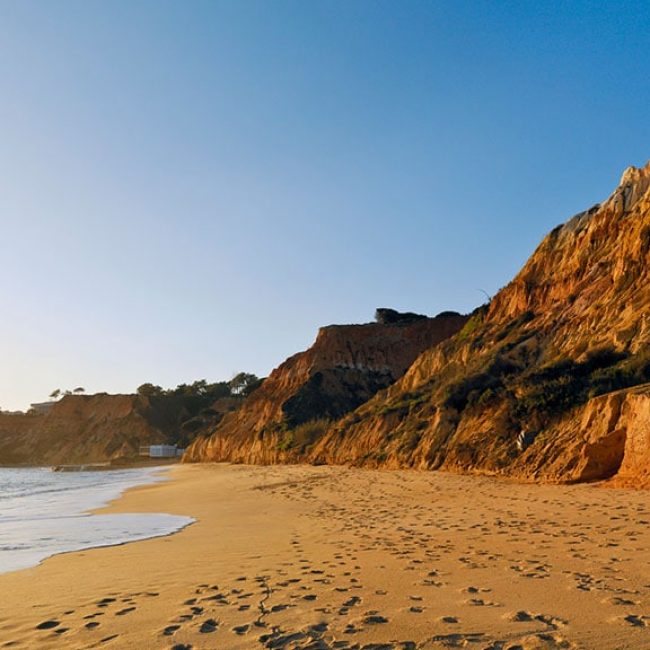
[[1, 1, 648, 410]]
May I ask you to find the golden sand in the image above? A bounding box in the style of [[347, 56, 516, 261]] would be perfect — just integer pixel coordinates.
[[0, 464, 649, 649]]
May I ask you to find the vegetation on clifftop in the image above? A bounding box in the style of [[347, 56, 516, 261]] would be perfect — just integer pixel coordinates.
[[135, 374, 264, 448]]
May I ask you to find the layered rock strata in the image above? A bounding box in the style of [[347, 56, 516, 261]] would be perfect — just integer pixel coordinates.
[[311, 162, 650, 485], [188, 161, 650, 486], [184, 313, 468, 463]]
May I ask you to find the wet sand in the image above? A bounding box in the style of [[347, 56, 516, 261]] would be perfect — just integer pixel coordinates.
[[0, 463, 649, 649]]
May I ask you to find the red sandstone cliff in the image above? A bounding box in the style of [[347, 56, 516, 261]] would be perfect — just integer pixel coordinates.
[[183, 313, 467, 463], [0, 394, 182, 465], [7, 162, 650, 485], [311, 162, 650, 486], [186, 160, 650, 487]]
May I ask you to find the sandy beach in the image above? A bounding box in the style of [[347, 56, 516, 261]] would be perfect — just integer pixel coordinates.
[[0, 464, 649, 650]]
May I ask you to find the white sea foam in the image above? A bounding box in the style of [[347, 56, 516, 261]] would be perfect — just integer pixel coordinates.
[[0, 466, 193, 574]]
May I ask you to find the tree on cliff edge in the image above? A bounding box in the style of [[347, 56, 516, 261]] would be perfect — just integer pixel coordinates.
[[229, 372, 263, 396], [137, 383, 164, 397], [375, 308, 428, 325]]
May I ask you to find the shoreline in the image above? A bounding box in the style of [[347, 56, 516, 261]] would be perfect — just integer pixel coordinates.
[[0, 457, 181, 471], [1, 463, 649, 649], [0, 464, 192, 576]]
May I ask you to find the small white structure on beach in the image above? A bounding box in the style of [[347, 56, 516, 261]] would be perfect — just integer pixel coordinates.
[[139, 445, 185, 458]]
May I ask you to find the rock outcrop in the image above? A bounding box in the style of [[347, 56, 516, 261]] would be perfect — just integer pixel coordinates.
[[310, 161, 650, 485], [183, 312, 468, 463], [0, 393, 188, 465], [9, 161, 650, 486], [506, 384, 650, 486], [186, 160, 650, 487]]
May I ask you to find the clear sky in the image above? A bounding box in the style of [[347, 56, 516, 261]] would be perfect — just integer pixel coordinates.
[[1, 1, 649, 411]]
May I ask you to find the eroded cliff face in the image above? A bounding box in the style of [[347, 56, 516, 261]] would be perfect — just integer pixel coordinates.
[[184, 313, 468, 463], [9, 165, 647, 481], [0, 394, 183, 465], [311, 162, 650, 485]]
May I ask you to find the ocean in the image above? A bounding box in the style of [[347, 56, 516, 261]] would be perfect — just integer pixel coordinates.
[[0, 466, 193, 574]]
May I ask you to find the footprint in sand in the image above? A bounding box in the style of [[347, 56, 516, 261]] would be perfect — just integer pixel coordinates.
[[431, 632, 484, 645], [270, 604, 292, 612], [623, 614, 650, 627], [509, 632, 577, 649], [343, 623, 361, 634], [199, 618, 218, 633], [606, 596, 638, 606], [510, 611, 567, 629], [466, 598, 500, 607], [363, 613, 389, 624], [464, 585, 491, 594], [99, 634, 119, 644], [35, 620, 60, 630]]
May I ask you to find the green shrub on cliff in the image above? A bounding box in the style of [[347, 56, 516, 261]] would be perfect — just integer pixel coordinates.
[[136, 374, 264, 448], [277, 418, 331, 453], [513, 346, 645, 421], [587, 345, 650, 398]]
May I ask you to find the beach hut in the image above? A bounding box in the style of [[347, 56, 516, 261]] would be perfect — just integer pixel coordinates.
[[148, 445, 179, 458], [138, 444, 185, 458]]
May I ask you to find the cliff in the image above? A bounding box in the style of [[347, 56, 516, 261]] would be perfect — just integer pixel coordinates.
[[10, 160, 649, 485], [310, 161, 650, 486], [183, 312, 468, 463], [0, 393, 200, 466]]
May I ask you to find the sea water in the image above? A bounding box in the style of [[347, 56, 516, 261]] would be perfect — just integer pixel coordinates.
[[0, 466, 193, 574]]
